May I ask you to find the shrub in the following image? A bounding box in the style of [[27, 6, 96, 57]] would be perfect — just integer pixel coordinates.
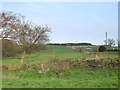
[[2, 39, 22, 57], [25, 44, 37, 54], [93, 46, 98, 52], [2, 39, 48, 57], [75, 47, 84, 52], [26, 44, 48, 54], [99, 46, 106, 52], [37, 44, 48, 50]]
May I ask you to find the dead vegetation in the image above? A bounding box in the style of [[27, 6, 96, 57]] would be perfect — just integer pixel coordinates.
[[2, 57, 119, 71], [2, 57, 119, 77]]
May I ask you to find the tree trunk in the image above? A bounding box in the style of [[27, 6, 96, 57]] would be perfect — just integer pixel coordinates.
[[21, 51, 26, 64]]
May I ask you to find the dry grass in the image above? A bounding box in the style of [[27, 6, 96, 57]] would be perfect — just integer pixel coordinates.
[[2, 57, 119, 73]]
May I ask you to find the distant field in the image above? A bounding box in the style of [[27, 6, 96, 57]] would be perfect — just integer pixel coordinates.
[[2, 45, 118, 65], [2, 45, 119, 88], [2, 45, 81, 65]]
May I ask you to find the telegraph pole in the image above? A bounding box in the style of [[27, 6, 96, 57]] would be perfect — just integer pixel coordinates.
[[106, 32, 107, 45]]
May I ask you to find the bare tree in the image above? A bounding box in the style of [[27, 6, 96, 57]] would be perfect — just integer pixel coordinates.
[[0, 11, 24, 38], [0, 11, 51, 64], [108, 38, 115, 50]]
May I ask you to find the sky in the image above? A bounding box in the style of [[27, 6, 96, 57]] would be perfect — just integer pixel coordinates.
[[0, 2, 118, 45]]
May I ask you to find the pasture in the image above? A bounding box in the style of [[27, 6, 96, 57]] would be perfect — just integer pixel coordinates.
[[2, 45, 119, 88]]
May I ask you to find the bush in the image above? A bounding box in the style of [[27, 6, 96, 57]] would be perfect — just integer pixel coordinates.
[[2, 39, 22, 57], [2, 39, 48, 57], [26, 44, 48, 54], [93, 46, 98, 52], [75, 47, 84, 52], [99, 46, 106, 52], [37, 44, 48, 50], [25, 44, 37, 54]]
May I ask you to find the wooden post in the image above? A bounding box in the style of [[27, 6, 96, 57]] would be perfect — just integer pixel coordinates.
[[41, 64, 44, 72]]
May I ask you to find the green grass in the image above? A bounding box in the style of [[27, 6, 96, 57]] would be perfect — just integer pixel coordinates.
[[2, 45, 118, 65], [2, 67, 118, 88], [2, 45, 119, 88]]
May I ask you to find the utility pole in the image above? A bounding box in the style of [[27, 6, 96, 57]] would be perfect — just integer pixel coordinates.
[[106, 32, 107, 45]]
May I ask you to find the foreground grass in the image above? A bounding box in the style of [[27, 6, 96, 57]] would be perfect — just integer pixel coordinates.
[[2, 67, 118, 88], [2, 45, 119, 88]]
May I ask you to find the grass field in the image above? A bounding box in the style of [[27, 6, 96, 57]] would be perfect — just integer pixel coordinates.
[[2, 45, 118, 65], [2, 67, 118, 88], [2, 45, 119, 88]]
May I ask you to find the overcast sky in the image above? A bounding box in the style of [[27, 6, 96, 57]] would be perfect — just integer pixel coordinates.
[[1, 2, 118, 45]]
